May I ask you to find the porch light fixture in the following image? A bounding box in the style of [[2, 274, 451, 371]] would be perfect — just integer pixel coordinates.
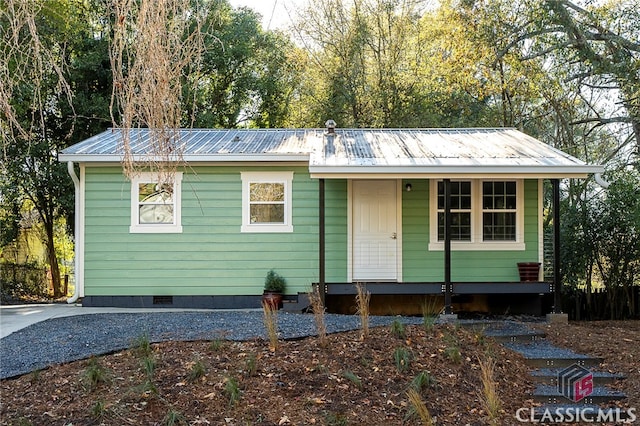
[[405, 183, 412, 192]]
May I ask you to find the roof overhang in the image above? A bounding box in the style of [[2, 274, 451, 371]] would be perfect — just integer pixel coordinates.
[[58, 153, 311, 163], [309, 164, 604, 179]]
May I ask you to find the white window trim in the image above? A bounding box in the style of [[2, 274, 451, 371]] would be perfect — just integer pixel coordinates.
[[428, 179, 525, 251], [130, 172, 183, 233], [241, 171, 293, 233]]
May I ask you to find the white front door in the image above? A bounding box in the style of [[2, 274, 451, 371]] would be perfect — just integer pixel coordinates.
[[352, 180, 398, 281]]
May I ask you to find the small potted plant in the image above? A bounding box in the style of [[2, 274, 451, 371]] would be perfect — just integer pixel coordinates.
[[262, 269, 286, 309]]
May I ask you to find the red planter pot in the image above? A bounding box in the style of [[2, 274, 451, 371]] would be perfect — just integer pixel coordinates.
[[517, 262, 541, 282], [262, 291, 283, 310]]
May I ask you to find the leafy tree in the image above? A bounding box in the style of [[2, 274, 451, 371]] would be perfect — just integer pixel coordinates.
[[292, 0, 425, 127], [1, 0, 111, 297], [500, 0, 640, 167], [186, 4, 300, 128], [590, 170, 640, 318]]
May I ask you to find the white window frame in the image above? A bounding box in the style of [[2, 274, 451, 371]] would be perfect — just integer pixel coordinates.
[[241, 171, 293, 233], [130, 172, 183, 233], [428, 179, 525, 251]]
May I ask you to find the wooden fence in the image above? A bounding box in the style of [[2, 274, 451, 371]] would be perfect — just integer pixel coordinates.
[[0, 263, 49, 298], [562, 286, 640, 320]]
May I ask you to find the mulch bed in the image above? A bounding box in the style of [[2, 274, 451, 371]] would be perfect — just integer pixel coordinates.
[[2, 320, 638, 425]]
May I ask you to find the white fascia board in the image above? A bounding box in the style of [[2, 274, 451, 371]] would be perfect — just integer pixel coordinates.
[[58, 153, 310, 163], [309, 164, 603, 179]]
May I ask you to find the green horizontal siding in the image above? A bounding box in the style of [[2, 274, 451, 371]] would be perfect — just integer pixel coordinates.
[[83, 169, 541, 297], [84, 166, 320, 296], [325, 180, 348, 282]]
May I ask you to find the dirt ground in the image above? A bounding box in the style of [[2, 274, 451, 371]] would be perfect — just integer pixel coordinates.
[[1, 320, 638, 426]]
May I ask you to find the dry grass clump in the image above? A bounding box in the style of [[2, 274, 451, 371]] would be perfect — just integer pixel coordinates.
[[407, 388, 434, 425], [308, 285, 328, 347], [262, 301, 279, 352], [354, 282, 371, 339], [478, 355, 502, 424]]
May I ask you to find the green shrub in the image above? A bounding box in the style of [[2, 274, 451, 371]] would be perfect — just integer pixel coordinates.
[[187, 359, 206, 382], [83, 357, 111, 390], [342, 370, 362, 390], [410, 371, 436, 393], [444, 346, 461, 364], [264, 269, 286, 292], [164, 408, 187, 426], [224, 376, 241, 406], [390, 319, 406, 339], [394, 347, 412, 373]]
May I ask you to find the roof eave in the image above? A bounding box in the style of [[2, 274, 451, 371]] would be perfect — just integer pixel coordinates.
[[58, 153, 311, 163], [309, 164, 604, 179]]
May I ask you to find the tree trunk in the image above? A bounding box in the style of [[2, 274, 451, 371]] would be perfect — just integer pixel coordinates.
[[44, 219, 63, 298]]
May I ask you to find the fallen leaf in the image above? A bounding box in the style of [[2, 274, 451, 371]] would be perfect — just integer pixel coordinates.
[[278, 415, 290, 424]]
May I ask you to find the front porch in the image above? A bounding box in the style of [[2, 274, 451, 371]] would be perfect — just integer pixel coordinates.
[[318, 281, 553, 315], [323, 281, 553, 295]]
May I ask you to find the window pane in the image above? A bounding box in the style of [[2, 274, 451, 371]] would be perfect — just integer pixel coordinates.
[[139, 204, 174, 224], [483, 181, 516, 210], [438, 181, 471, 210], [250, 183, 284, 202], [139, 183, 156, 201], [139, 183, 173, 203], [483, 212, 516, 241], [250, 204, 285, 224], [482, 182, 491, 209], [437, 212, 471, 241]]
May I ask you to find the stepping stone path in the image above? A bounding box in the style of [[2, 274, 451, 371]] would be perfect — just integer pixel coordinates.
[[480, 321, 630, 423]]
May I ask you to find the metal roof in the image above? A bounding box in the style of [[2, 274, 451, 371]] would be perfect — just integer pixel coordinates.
[[59, 128, 319, 162], [59, 127, 602, 177]]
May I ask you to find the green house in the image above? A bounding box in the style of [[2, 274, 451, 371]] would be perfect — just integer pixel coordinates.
[[59, 125, 603, 314]]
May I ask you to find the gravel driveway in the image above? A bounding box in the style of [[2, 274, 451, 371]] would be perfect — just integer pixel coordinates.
[[0, 311, 424, 379]]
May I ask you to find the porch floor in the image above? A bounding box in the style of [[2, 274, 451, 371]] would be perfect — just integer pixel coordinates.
[[323, 281, 553, 295]]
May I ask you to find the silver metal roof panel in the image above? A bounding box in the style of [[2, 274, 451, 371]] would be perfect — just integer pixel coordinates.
[[59, 127, 602, 177]]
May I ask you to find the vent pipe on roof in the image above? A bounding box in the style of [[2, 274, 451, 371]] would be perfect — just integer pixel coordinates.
[[324, 119, 336, 157], [325, 119, 337, 134]]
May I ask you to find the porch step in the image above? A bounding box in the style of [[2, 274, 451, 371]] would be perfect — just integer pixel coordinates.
[[503, 341, 603, 368], [530, 369, 625, 386], [472, 321, 546, 343], [282, 293, 311, 313], [489, 332, 546, 344], [528, 405, 632, 423], [532, 384, 626, 405]]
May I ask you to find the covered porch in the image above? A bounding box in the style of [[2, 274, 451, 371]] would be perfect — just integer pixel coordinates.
[[310, 127, 601, 315]]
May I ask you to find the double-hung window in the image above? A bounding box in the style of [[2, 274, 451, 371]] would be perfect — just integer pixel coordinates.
[[130, 172, 183, 233], [429, 179, 524, 250], [241, 171, 293, 233]]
